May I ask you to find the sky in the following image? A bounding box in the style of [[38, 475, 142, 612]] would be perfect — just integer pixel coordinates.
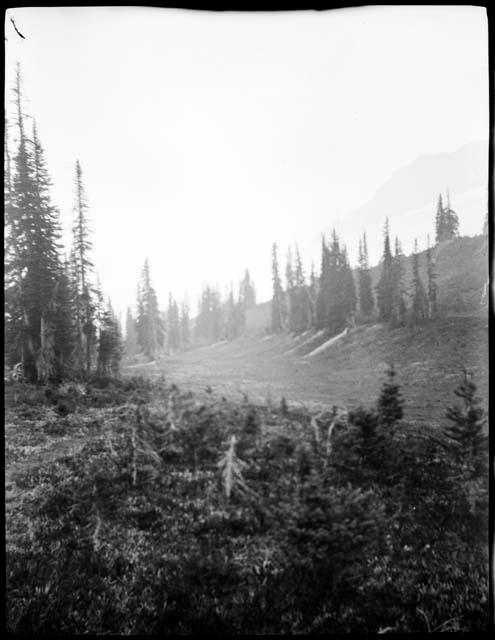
[[4, 6, 489, 319]]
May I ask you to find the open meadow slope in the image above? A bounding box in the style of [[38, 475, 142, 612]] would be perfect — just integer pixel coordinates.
[[125, 313, 488, 427]]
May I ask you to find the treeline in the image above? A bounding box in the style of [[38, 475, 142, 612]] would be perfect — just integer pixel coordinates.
[[124, 265, 256, 361], [4, 65, 123, 383], [271, 194, 461, 336]]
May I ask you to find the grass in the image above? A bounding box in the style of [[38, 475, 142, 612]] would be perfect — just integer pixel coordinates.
[[124, 314, 488, 427]]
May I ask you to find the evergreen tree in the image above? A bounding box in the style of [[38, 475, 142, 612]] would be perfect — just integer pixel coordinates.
[[357, 232, 374, 319], [125, 307, 138, 360], [5, 65, 63, 382], [308, 261, 318, 328], [443, 190, 460, 239], [293, 245, 311, 333], [97, 299, 123, 376], [52, 258, 77, 379], [316, 236, 330, 329], [135, 259, 163, 360], [435, 193, 445, 244], [444, 371, 487, 478], [390, 237, 407, 327], [180, 302, 190, 350], [71, 159, 96, 375], [376, 218, 394, 323], [326, 229, 345, 333], [195, 285, 223, 343], [376, 363, 404, 434], [239, 269, 256, 310], [341, 245, 357, 325], [167, 294, 181, 353], [426, 234, 438, 319], [285, 247, 297, 332], [435, 191, 459, 243], [271, 243, 286, 332], [410, 239, 428, 323]]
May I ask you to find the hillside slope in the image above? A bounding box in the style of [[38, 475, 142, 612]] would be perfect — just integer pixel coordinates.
[[127, 313, 488, 429], [246, 233, 488, 333]]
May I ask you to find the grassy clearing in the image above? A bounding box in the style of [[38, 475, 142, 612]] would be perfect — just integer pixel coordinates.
[[5, 375, 488, 634], [125, 315, 488, 426]]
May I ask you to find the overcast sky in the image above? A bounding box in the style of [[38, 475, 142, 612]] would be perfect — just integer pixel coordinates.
[[4, 6, 488, 318]]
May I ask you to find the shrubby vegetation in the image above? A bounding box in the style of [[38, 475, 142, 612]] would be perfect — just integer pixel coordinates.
[[5, 369, 488, 634]]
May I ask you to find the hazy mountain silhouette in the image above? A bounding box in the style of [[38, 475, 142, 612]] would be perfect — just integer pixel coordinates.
[[315, 140, 488, 264]]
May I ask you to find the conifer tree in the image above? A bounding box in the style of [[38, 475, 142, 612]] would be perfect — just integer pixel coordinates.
[[271, 243, 286, 332], [435, 191, 459, 243], [293, 245, 311, 333], [167, 294, 181, 353], [410, 239, 428, 323], [444, 371, 487, 478], [357, 232, 374, 319], [435, 193, 445, 244], [341, 245, 357, 325], [180, 302, 190, 350], [285, 247, 297, 332], [376, 364, 403, 434], [308, 261, 318, 328], [239, 269, 256, 310], [5, 65, 64, 382], [195, 285, 223, 343], [326, 229, 345, 333], [426, 234, 438, 319], [443, 190, 460, 239], [316, 236, 330, 330], [125, 307, 138, 360], [135, 259, 163, 360], [390, 237, 407, 327], [224, 287, 238, 340], [71, 159, 96, 375], [52, 258, 77, 379], [97, 299, 123, 376], [376, 218, 394, 323]]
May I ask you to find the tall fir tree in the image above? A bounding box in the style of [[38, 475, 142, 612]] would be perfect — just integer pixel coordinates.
[[376, 364, 404, 434], [376, 218, 394, 323], [443, 190, 460, 239], [180, 302, 190, 350], [271, 243, 286, 332], [426, 234, 438, 319], [390, 237, 407, 327], [293, 245, 311, 333], [52, 258, 77, 379], [341, 244, 357, 325], [239, 269, 256, 310], [316, 235, 330, 329], [124, 307, 138, 360], [308, 261, 318, 328], [71, 159, 96, 375], [135, 259, 163, 360], [410, 238, 429, 324], [435, 191, 459, 243], [357, 232, 374, 319], [167, 294, 181, 353], [444, 372, 487, 478], [285, 247, 297, 332], [5, 65, 64, 382], [96, 299, 123, 376]]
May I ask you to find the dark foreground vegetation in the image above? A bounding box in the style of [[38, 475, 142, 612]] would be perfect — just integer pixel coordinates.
[[5, 370, 488, 634]]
